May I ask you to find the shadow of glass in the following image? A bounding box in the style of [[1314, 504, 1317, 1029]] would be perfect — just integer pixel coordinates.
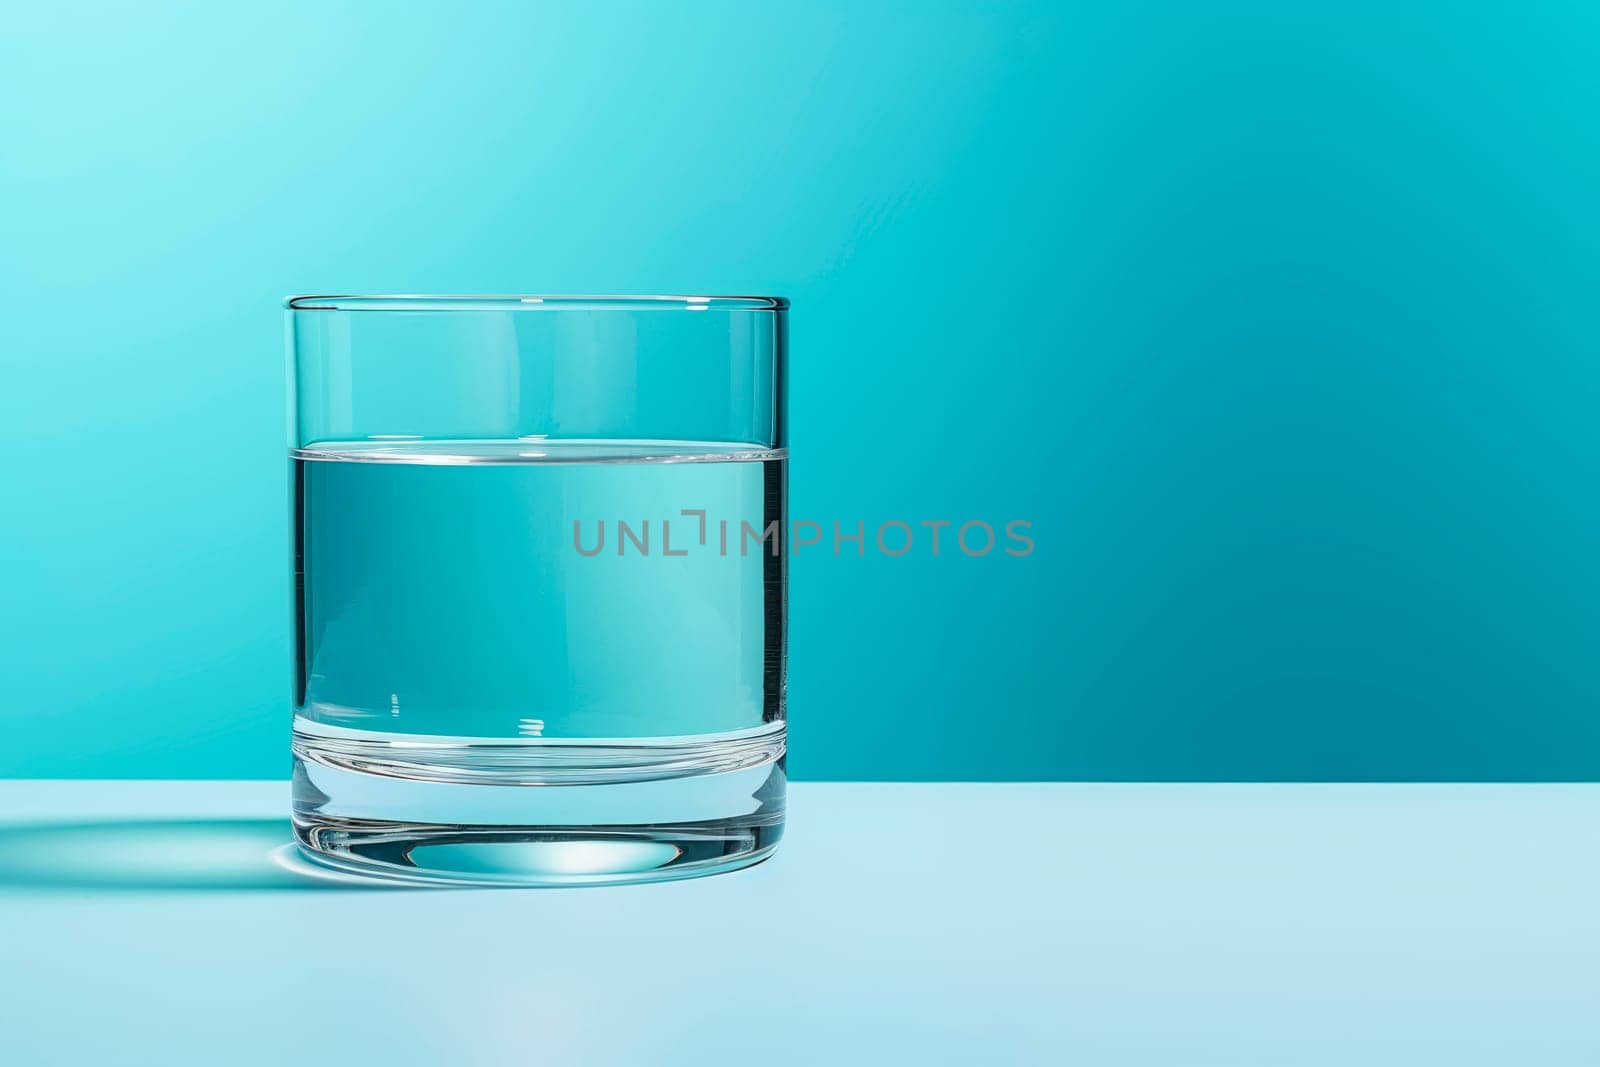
[[0, 819, 406, 892]]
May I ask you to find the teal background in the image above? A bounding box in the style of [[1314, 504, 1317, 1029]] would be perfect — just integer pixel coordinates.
[[3, 2, 1598, 780]]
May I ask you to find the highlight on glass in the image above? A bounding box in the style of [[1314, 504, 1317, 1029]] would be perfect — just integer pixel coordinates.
[[286, 295, 788, 885]]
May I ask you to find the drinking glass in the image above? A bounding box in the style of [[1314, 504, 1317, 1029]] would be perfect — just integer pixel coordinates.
[[286, 295, 787, 885]]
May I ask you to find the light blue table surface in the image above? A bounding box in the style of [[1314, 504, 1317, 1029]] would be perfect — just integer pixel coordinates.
[[0, 781, 1595, 1065]]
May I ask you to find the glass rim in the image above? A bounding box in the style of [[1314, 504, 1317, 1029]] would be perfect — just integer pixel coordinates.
[[285, 294, 788, 312]]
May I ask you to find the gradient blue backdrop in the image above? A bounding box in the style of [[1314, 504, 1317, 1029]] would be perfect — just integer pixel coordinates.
[[3, 2, 1598, 780]]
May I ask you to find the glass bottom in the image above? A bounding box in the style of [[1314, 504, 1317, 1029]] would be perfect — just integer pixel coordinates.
[[291, 723, 785, 887]]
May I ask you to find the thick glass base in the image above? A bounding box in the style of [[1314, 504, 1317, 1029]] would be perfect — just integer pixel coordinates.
[[291, 722, 785, 887]]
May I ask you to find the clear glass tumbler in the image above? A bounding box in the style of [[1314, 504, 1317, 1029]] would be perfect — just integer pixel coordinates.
[[285, 295, 787, 885]]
